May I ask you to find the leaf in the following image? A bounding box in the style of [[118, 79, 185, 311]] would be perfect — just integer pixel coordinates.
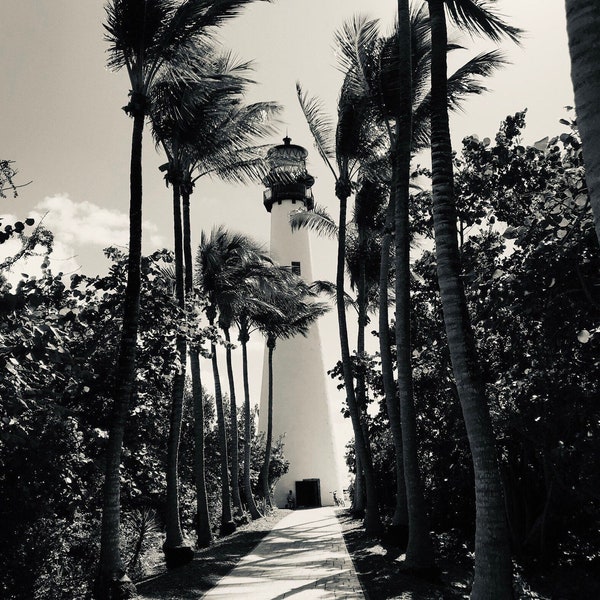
[[577, 329, 590, 343], [557, 229, 567, 239], [575, 194, 587, 207]]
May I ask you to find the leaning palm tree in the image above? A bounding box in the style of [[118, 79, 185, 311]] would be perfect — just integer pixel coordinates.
[[339, 5, 510, 564], [425, 0, 520, 596], [150, 49, 279, 545], [98, 1, 264, 594], [235, 271, 288, 518], [253, 271, 329, 505], [565, 0, 600, 246], [215, 248, 273, 519], [297, 74, 386, 533], [197, 227, 268, 532]]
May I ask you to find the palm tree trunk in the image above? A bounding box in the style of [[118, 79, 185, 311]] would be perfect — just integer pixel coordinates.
[[190, 347, 213, 547], [164, 184, 187, 555], [353, 238, 369, 520], [393, 150, 436, 569], [223, 327, 244, 516], [355, 226, 371, 433], [565, 0, 600, 246], [182, 189, 194, 294], [428, 1, 511, 595], [352, 449, 365, 515], [182, 188, 212, 547], [394, 2, 436, 567], [379, 195, 409, 534], [259, 336, 275, 507], [95, 107, 144, 600], [240, 323, 263, 519], [335, 180, 382, 534], [210, 333, 235, 533]]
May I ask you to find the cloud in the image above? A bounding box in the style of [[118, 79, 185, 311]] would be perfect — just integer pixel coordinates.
[[1, 194, 167, 280], [31, 194, 165, 249]]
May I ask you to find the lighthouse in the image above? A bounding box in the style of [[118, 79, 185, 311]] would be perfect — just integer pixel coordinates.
[[258, 136, 346, 508]]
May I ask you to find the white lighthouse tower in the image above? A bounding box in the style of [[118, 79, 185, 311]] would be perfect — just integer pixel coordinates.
[[258, 137, 346, 508]]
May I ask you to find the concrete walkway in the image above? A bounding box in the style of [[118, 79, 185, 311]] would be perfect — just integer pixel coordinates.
[[203, 507, 365, 600]]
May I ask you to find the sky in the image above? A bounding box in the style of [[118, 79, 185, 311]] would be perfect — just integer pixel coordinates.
[[1, 1, 575, 468]]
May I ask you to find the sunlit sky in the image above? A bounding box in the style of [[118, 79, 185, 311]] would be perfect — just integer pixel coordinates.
[[1, 1, 574, 460]]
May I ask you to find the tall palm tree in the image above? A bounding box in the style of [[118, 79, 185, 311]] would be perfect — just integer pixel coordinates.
[[326, 9, 506, 554], [337, 10, 433, 560], [426, 1, 520, 596], [297, 71, 386, 533], [392, 1, 437, 568], [98, 1, 263, 594], [151, 47, 279, 545], [151, 50, 279, 542], [565, 0, 600, 246]]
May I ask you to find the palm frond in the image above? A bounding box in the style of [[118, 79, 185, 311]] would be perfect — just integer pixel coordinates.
[[334, 14, 380, 99], [289, 205, 338, 238], [444, 0, 522, 44], [309, 279, 357, 312], [296, 82, 337, 179], [104, 0, 176, 73], [412, 49, 507, 150], [446, 48, 508, 111], [156, 0, 267, 62]]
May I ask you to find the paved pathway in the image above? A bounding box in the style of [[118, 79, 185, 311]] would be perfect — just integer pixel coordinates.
[[203, 507, 365, 599]]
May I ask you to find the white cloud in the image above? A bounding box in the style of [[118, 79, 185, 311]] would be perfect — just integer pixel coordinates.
[[1, 194, 167, 280], [31, 194, 165, 249]]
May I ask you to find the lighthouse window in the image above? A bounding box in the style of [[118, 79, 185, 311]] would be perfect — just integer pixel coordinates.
[[291, 261, 301, 276]]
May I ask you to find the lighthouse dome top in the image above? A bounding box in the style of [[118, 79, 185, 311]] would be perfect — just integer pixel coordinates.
[[267, 135, 308, 163], [262, 136, 315, 212]]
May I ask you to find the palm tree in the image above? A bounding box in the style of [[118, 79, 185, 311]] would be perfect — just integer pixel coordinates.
[[187, 103, 279, 521], [98, 1, 264, 594], [391, 1, 437, 568], [426, 0, 520, 596], [150, 50, 279, 543], [338, 5, 509, 561], [253, 272, 329, 505], [151, 48, 279, 545], [197, 227, 269, 532], [297, 70, 386, 533], [216, 249, 274, 518], [233, 261, 299, 519], [335, 10, 434, 561], [565, 0, 600, 246]]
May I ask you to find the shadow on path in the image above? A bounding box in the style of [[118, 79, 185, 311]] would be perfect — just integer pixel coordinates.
[[136, 518, 285, 599]]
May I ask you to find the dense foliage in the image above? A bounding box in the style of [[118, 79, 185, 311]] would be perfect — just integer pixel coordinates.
[[0, 249, 279, 599], [343, 113, 599, 572]]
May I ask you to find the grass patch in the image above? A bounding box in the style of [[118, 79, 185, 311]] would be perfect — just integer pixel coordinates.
[[136, 509, 290, 600]]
